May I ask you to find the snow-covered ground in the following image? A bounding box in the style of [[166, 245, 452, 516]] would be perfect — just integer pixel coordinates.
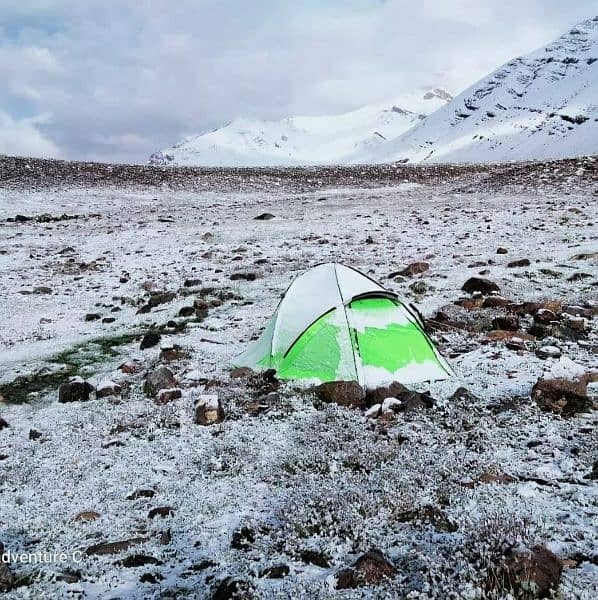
[[0, 157, 597, 598]]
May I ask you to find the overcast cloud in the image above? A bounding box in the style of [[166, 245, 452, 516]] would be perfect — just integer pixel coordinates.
[[0, 0, 596, 163]]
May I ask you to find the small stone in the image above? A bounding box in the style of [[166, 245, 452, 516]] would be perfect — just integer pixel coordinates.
[[144, 366, 177, 398], [230, 367, 255, 379], [0, 417, 9, 430], [313, 380, 365, 408], [184, 278, 202, 287], [534, 309, 557, 324], [461, 277, 500, 295], [58, 377, 95, 403], [140, 332, 161, 350], [398, 261, 429, 277], [126, 489, 156, 500], [148, 506, 174, 519], [120, 361, 143, 374], [212, 577, 252, 600], [178, 306, 195, 317], [159, 530, 172, 545], [231, 526, 255, 550], [254, 213, 275, 220], [536, 346, 561, 359], [230, 272, 257, 281], [85, 537, 149, 556], [96, 381, 122, 398], [336, 548, 396, 589], [102, 317, 116, 324], [260, 564, 289, 578], [492, 315, 520, 331], [29, 429, 42, 440], [507, 258, 531, 268], [194, 394, 225, 425], [155, 388, 182, 404], [74, 511, 100, 522], [85, 313, 101, 321], [496, 247, 508, 254]]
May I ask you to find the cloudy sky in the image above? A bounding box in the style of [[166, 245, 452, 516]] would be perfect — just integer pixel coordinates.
[[0, 1, 596, 163]]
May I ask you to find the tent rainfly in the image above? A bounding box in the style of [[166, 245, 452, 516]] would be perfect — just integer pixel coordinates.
[[231, 263, 453, 388]]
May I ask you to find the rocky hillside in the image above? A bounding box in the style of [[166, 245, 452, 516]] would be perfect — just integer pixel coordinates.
[[359, 17, 598, 164], [148, 89, 451, 167]]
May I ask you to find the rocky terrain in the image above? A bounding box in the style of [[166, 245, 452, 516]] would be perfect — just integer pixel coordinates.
[[0, 155, 597, 599]]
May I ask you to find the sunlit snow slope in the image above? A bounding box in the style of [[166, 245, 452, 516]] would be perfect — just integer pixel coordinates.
[[357, 17, 598, 164], [149, 89, 451, 167]]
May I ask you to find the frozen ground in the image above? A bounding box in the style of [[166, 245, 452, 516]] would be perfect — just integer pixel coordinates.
[[0, 156, 597, 598]]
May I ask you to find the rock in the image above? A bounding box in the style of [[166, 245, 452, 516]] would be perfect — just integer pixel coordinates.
[[85, 537, 149, 556], [148, 506, 174, 519], [194, 394, 225, 425], [477, 471, 515, 485], [365, 404, 381, 418], [565, 316, 586, 332], [497, 247, 508, 254], [119, 554, 162, 568], [0, 417, 9, 430], [159, 345, 186, 361], [254, 213, 275, 220], [102, 317, 116, 324], [0, 543, 14, 593], [461, 277, 500, 295], [155, 388, 182, 404], [230, 272, 257, 281], [29, 429, 42, 440], [140, 332, 161, 350], [230, 367, 255, 379], [178, 306, 195, 317], [74, 511, 100, 522], [532, 376, 591, 416], [482, 296, 511, 308], [120, 361, 143, 374], [336, 548, 396, 589], [534, 309, 557, 324], [85, 313, 101, 321], [313, 380, 365, 408], [33, 286, 52, 294], [144, 366, 177, 398], [231, 526, 255, 550], [507, 258, 531, 268], [184, 278, 202, 287], [502, 545, 562, 598], [96, 381, 122, 398], [260, 564, 289, 578], [299, 549, 330, 567], [212, 577, 252, 600], [148, 291, 176, 308], [58, 377, 95, 403], [160, 529, 172, 545], [127, 489, 156, 500], [365, 381, 409, 405], [399, 262, 429, 277], [492, 315, 520, 331], [536, 346, 562, 359]]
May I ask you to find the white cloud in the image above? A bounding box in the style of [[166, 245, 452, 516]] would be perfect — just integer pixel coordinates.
[[0, 111, 62, 158]]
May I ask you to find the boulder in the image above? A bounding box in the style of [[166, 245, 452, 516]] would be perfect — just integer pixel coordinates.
[[502, 545, 562, 598], [212, 577, 252, 600], [144, 366, 177, 398], [313, 381, 365, 408], [531, 376, 591, 416], [58, 377, 95, 403], [194, 394, 225, 425], [461, 277, 500, 295], [365, 381, 410, 405]]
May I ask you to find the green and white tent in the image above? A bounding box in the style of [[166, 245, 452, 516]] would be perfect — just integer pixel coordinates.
[[231, 263, 453, 387]]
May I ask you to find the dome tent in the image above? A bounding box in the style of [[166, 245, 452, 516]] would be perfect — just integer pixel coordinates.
[[231, 263, 453, 388]]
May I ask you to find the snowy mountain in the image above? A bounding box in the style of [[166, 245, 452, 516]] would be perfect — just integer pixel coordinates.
[[357, 17, 598, 164], [148, 89, 451, 167]]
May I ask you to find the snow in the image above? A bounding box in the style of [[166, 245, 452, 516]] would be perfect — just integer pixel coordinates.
[[0, 159, 596, 598], [148, 89, 451, 167], [360, 17, 598, 164]]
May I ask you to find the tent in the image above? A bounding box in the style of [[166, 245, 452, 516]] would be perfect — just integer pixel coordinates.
[[231, 263, 453, 388]]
